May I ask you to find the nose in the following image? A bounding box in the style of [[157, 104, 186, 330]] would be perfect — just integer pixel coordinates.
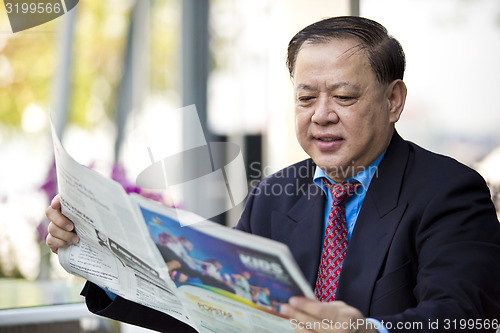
[[311, 95, 339, 125]]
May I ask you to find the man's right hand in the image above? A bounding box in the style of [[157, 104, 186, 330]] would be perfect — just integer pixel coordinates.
[[45, 194, 79, 254]]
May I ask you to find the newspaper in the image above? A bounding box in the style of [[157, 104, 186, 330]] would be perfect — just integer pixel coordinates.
[[51, 124, 315, 333]]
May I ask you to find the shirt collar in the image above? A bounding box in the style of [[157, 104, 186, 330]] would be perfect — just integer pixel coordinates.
[[313, 152, 385, 194]]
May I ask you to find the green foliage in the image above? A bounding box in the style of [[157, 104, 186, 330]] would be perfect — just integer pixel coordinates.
[[0, 20, 56, 127], [150, 0, 180, 92], [0, 0, 180, 129], [68, 1, 130, 127]]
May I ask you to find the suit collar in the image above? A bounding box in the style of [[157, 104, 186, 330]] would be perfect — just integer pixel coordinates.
[[367, 130, 408, 217], [335, 131, 410, 315], [280, 158, 324, 223], [270, 159, 326, 287]]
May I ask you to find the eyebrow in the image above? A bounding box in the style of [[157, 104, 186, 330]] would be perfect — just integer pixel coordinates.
[[295, 83, 317, 91], [295, 82, 360, 91]]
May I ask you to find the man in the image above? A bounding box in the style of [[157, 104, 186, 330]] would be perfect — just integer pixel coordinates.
[[46, 16, 500, 332]]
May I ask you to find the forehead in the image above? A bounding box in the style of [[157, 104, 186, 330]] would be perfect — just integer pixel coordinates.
[[293, 38, 375, 85]]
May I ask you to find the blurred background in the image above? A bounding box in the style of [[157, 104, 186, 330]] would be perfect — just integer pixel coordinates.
[[0, 0, 499, 332]]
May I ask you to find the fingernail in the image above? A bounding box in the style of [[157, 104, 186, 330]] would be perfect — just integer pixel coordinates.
[[65, 224, 73, 231], [72, 236, 79, 244], [281, 304, 290, 315]]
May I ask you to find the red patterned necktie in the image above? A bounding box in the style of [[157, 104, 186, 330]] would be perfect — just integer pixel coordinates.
[[314, 179, 361, 302]]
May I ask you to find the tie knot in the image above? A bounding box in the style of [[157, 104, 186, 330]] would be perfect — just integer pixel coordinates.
[[322, 179, 361, 205]]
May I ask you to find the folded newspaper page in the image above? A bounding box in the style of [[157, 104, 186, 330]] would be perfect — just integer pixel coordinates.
[[51, 123, 315, 332]]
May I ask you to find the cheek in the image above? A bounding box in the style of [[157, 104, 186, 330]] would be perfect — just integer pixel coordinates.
[[343, 107, 382, 135], [295, 111, 310, 133], [294, 114, 312, 149], [339, 113, 363, 135]]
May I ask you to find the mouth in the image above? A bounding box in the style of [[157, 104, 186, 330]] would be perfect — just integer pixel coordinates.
[[313, 135, 344, 150], [314, 135, 343, 142], [317, 137, 340, 142]]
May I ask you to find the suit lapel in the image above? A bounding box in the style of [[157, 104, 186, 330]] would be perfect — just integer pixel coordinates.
[[270, 161, 326, 288], [335, 132, 410, 315]]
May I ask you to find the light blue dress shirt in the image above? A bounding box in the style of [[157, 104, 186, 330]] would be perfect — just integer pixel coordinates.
[[312, 152, 388, 333], [313, 152, 385, 242]]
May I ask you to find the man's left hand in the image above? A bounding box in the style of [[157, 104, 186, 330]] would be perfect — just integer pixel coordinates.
[[281, 297, 378, 333]]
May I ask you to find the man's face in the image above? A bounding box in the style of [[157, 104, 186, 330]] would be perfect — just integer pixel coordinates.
[[293, 38, 400, 182]]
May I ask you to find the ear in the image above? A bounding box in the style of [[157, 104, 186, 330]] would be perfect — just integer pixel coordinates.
[[386, 79, 407, 123]]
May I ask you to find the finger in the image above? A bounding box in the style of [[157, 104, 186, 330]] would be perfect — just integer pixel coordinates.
[[46, 231, 76, 254], [47, 220, 79, 246], [50, 194, 61, 209], [46, 233, 64, 253], [290, 297, 346, 320], [289, 298, 369, 333], [282, 304, 320, 333], [45, 204, 74, 232]]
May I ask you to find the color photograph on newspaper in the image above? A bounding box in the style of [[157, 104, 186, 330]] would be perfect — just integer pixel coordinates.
[[139, 205, 305, 316]]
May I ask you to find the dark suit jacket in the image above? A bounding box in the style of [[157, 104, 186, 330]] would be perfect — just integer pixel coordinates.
[[82, 132, 500, 332], [236, 131, 500, 332]]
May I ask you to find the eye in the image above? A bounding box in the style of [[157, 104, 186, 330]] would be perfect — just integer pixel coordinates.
[[297, 96, 316, 106], [334, 95, 357, 105]]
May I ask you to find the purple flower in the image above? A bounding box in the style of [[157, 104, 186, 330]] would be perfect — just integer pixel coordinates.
[[37, 159, 57, 243], [111, 162, 168, 205], [37, 218, 50, 243], [39, 159, 57, 202], [111, 163, 142, 194]]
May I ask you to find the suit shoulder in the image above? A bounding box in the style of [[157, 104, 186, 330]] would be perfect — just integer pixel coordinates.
[[406, 140, 481, 180], [246, 158, 321, 207], [258, 158, 315, 185]]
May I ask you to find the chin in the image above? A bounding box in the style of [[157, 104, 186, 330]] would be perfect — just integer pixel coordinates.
[[313, 157, 343, 170]]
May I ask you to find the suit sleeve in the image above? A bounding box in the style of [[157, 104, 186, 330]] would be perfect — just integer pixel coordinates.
[[375, 170, 500, 332], [234, 181, 259, 233], [81, 281, 197, 332]]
